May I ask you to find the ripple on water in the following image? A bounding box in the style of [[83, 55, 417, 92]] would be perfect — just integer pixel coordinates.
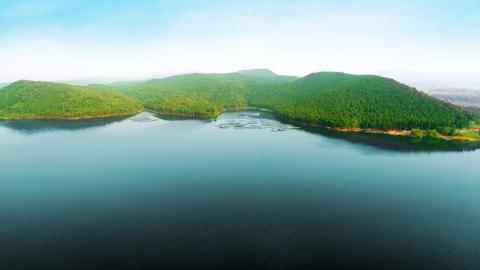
[[129, 112, 159, 123], [216, 115, 296, 132]]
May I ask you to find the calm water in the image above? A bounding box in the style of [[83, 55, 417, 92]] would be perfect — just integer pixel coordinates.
[[0, 111, 479, 270]]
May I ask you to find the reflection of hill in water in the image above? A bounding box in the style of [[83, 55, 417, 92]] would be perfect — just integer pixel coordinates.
[[219, 110, 480, 152], [2, 109, 477, 152], [271, 116, 480, 153], [0, 115, 131, 133], [155, 114, 212, 122], [306, 127, 480, 153]]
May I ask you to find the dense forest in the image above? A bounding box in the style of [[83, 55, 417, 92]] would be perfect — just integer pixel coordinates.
[[117, 70, 473, 130], [0, 70, 475, 132], [0, 80, 142, 119], [115, 70, 296, 118], [247, 72, 473, 129]]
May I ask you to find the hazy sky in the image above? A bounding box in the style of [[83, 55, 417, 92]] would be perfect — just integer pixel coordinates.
[[0, 0, 479, 81]]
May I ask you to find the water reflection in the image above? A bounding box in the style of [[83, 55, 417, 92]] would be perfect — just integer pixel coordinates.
[[155, 113, 212, 122], [0, 115, 131, 133], [269, 113, 480, 153], [215, 113, 296, 132], [0, 110, 478, 152], [300, 126, 480, 152], [216, 110, 480, 152]]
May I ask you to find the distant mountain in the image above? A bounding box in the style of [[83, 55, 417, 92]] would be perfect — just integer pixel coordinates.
[[234, 68, 278, 77], [0, 80, 142, 120], [108, 80, 145, 87], [465, 107, 480, 116], [0, 82, 10, 88], [433, 94, 480, 107], [58, 73, 175, 86], [383, 71, 480, 91], [428, 88, 480, 108], [58, 78, 122, 86]]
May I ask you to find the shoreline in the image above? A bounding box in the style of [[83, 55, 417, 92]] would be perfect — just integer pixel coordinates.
[[247, 110, 480, 142], [148, 106, 273, 119], [0, 109, 144, 121], [2, 107, 479, 142]]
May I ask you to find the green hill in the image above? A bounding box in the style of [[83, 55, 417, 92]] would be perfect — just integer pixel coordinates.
[[0, 80, 143, 120], [120, 74, 247, 118], [249, 72, 472, 129], [119, 71, 297, 118], [1, 71, 473, 131], [235, 68, 278, 77], [120, 71, 472, 129]]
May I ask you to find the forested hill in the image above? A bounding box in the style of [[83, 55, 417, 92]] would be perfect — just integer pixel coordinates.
[[118, 74, 248, 118], [248, 72, 473, 129], [118, 70, 473, 129], [234, 68, 279, 77], [0, 80, 143, 120], [0, 71, 474, 130], [118, 71, 297, 118]]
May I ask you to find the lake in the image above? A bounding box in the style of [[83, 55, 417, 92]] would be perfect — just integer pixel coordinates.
[[1, 110, 479, 270]]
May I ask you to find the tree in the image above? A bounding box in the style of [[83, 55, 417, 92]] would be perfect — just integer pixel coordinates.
[[439, 127, 456, 136], [411, 128, 425, 138], [427, 129, 440, 139]]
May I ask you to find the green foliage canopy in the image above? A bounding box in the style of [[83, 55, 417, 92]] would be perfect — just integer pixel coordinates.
[[119, 71, 472, 129], [0, 70, 473, 131], [0, 80, 143, 119]]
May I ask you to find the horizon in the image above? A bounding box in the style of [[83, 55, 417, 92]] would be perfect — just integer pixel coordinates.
[[1, 0, 479, 83], [2, 68, 480, 92]]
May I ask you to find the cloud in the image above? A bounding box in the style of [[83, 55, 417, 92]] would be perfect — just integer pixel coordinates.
[[0, 1, 479, 81]]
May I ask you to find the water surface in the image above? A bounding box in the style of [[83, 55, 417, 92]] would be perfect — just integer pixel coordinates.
[[1, 111, 479, 270]]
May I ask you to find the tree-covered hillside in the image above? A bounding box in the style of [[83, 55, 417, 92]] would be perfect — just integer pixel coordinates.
[[119, 70, 296, 118], [118, 70, 472, 129], [0, 80, 143, 119], [120, 74, 247, 118], [248, 72, 473, 129], [0, 71, 473, 131]]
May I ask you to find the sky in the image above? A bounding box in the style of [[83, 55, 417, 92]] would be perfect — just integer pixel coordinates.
[[0, 0, 479, 82]]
